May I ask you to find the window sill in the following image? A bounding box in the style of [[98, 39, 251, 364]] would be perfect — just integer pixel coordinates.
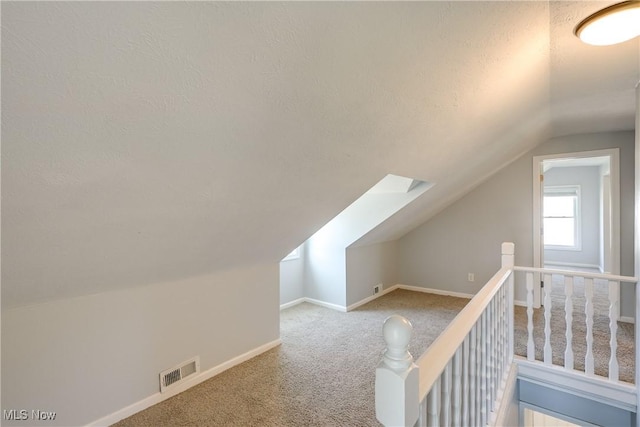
[[544, 245, 582, 252]]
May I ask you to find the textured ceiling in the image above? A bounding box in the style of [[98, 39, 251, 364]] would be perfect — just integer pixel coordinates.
[[2, 1, 638, 308], [549, 1, 639, 136]]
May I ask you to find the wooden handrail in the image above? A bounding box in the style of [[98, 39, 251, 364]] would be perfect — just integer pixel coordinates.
[[416, 266, 512, 400], [377, 241, 639, 427], [513, 266, 637, 283]]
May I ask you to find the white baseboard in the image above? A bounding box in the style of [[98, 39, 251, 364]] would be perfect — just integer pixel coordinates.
[[346, 285, 400, 311], [280, 298, 305, 310], [396, 284, 474, 300], [303, 297, 347, 312], [284, 284, 475, 314], [346, 284, 474, 312], [619, 316, 635, 324], [279, 297, 347, 312], [86, 339, 282, 427], [514, 300, 527, 307]]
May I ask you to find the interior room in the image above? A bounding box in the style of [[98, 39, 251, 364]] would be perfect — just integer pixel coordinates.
[[2, 1, 638, 426]]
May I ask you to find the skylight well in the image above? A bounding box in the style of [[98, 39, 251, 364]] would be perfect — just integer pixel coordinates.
[[280, 174, 431, 263], [279, 173, 432, 309]]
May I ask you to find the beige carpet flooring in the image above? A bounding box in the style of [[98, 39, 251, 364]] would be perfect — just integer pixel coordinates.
[[113, 290, 467, 426], [114, 287, 634, 426]]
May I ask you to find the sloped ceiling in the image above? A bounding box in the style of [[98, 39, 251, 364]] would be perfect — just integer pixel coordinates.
[[2, 1, 638, 308]]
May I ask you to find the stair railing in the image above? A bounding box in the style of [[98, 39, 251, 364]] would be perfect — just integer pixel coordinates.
[[375, 242, 515, 426], [375, 242, 639, 426], [514, 265, 636, 382]]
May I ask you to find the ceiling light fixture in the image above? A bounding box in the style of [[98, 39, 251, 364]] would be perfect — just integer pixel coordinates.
[[574, 1, 640, 46]]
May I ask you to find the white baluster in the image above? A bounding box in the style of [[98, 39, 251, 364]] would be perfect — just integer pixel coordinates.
[[585, 278, 595, 376], [498, 293, 502, 393], [475, 320, 481, 426], [462, 336, 469, 426], [501, 243, 515, 367], [504, 283, 509, 369], [452, 348, 462, 427], [480, 312, 487, 426], [497, 287, 503, 374], [507, 270, 515, 364], [498, 296, 502, 394], [427, 380, 440, 427], [494, 296, 500, 401], [375, 315, 419, 427], [503, 284, 508, 372], [543, 274, 552, 365], [418, 400, 427, 427], [441, 363, 451, 427], [469, 324, 477, 427], [564, 276, 574, 370], [491, 292, 500, 411], [526, 272, 535, 361], [488, 298, 495, 410], [609, 280, 619, 381]]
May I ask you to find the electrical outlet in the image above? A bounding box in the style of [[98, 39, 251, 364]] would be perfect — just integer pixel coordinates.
[[468, 273, 475, 282], [373, 284, 381, 294]]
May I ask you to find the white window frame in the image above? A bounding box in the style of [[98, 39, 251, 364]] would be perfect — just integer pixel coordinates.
[[282, 246, 301, 262], [543, 185, 581, 251]]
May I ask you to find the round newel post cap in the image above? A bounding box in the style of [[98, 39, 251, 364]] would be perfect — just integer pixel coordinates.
[[382, 315, 414, 370], [383, 315, 413, 349]]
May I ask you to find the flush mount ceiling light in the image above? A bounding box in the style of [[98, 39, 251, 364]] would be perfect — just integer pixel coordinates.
[[574, 1, 640, 46]]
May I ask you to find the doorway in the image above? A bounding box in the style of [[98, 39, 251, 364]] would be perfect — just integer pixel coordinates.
[[532, 149, 620, 308]]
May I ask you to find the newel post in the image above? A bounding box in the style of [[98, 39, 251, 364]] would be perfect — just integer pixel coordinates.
[[375, 315, 419, 427], [501, 242, 514, 269]]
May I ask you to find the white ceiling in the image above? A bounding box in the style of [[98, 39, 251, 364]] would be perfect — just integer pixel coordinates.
[[2, 1, 638, 308]]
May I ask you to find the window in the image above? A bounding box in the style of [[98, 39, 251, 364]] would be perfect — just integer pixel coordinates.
[[282, 247, 301, 262], [543, 186, 581, 250]]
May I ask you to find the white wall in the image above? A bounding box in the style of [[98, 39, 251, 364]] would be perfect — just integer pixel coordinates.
[[304, 184, 429, 307], [346, 241, 398, 306], [399, 163, 529, 298], [398, 131, 635, 315], [543, 165, 601, 268], [1, 263, 280, 426], [279, 246, 305, 305], [305, 240, 346, 306], [281, 184, 423, 308]]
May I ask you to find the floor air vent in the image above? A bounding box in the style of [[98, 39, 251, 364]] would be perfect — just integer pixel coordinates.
[[159, 356, 200, 393]]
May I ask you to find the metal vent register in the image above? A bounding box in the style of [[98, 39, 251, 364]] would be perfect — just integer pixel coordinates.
[[159, 356, 200, 393]]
